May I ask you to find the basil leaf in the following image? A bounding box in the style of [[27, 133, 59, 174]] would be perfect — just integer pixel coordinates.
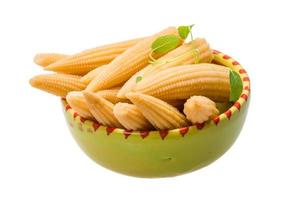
[[151, 35, 180, 54], [136, 76, 143, 83], [229, 70, 243, 102], [178, 24, 194, 39]]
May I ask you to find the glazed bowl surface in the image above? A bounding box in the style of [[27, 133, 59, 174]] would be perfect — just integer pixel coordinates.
[[62, 50, 250, 178]]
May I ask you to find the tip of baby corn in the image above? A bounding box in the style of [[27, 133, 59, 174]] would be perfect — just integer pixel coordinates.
[[116, 90, 128, 99], [29, 75, 40, 88], [82, 90, 109, 107], [66, 91, 82, 102], [43, 59, 68, 72], [114, 102, 130, 116], [125, 92, 140, 101], [43, 64, 56, 71], [82, 91, 99, 104], [33, 54, 45, 67], [34, 53, 68, 67], [29, 75, 53, 95]]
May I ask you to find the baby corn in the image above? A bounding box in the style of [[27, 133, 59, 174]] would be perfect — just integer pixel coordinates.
[[96, 87, 128, 104], [133, 64, 230, 102], [87, 27, 181, 91], [81, 65, 106, 84], [126, 93, 189, 130], [117, 38, 212, 98], [113, 103, 153, 130], [66, 91, 94, 119], [34, 53, 69, 67], [29, 74, 86, 97], [44, 38, 143, 75], [183, 96, 219, 124], [66, 87, 127, 119], [83, 91, 123, 128]]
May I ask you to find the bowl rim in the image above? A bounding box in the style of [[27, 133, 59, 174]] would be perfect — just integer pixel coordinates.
[[63, 49, 250, 139]]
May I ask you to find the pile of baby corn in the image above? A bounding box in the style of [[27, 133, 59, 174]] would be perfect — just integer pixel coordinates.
[[30, 26, 240, 131]]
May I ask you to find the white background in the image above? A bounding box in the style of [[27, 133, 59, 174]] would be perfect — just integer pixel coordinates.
[[0, 0, 299, 199]]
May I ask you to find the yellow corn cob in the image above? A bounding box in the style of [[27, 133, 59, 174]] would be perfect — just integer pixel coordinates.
[[87, 27, 181, 91], [126, 93, 189, 130], [117, 38, 212, 98], [34, 53, 69, 67], [66, 91, 94, 119], [44, 38, 143, 75], [80, 65, 106, 84], [66, 87, 127, 119], [113, 103, 153, 130], [183, 96, 219, 124], [83, 91, 123, 128], [96, 87, 129, 104], [72, 37, 144, 57], [133, 64, 230, 102], [29, 74, 87, 97]]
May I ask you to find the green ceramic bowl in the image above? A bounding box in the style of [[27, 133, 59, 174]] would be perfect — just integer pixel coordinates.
[[62, 50, 250, 178]]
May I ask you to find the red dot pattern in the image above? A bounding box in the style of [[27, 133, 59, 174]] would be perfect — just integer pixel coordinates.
[[123, 130, 132, 139], [239, 69, 247, 74], [213, 50, 220, 54], [225, 110, 232, 119], [234, 102, 241, 111], [244, 86, 250, 91], [140, 131, 149, 139], [65, 105, 71, 111], [179, 127, 189, 137], [73, 112, 79, 119], [159, 130, 169, 140], [232, 61, 240, 65], [80, 117, 87, 123], [223, 55, 231, 59], [92, 122, 100, 131], [213, 117, 220, 125], [241, 94, 248, 101], [243, 77, 250, 81], [196, 123, 205, 130], [106, 127, 115, 135]]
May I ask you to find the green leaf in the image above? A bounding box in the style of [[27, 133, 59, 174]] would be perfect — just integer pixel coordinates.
[[178, 24, 194, 39], [229, 70, 243, 102], [136, 76, 143, 83], [151, 35, 180, 54]]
